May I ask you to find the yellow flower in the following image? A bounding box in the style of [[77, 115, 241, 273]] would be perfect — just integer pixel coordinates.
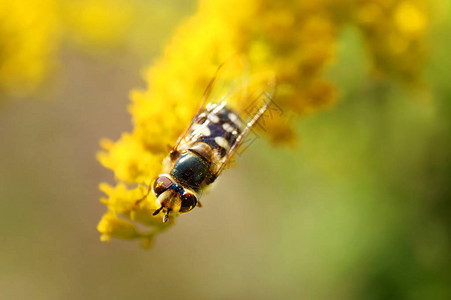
[[0, 0, 133, 98], [0, 0, 60, 97], [98, 0, 430, 247], [354, 0, 428, 83], [62, 0, 133, 51]]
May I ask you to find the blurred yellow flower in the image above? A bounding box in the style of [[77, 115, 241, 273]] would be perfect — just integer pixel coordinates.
[[354, 0, 428, 83], [0, 0, 60, 97], [62, 0, 133, 50], [395, 1, 427, 37], [98, 0, 430, 246], [0, 0, 132, 98]]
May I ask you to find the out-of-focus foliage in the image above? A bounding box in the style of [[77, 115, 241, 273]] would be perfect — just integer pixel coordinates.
[[97, 0, 431, 246]]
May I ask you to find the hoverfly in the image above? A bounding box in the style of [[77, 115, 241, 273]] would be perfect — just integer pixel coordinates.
[[138, 60, 276, 222]]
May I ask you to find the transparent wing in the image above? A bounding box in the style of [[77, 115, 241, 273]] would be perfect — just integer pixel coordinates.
[[171, 63, 224, 154], [173, 57, 277, 179], [211, 72, 277, 178], [172, 56, 249, 154]]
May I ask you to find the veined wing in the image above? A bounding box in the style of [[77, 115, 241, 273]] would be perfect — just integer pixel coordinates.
[[172, 59, 277, 181]]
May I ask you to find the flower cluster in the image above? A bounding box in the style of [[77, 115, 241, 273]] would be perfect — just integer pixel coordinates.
[[98, 0, 429, 246], [352, 0, 428, 84], [0, 0, 132, 98]]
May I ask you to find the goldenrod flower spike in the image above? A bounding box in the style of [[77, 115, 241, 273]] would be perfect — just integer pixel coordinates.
[[98, 0, 429, 247]]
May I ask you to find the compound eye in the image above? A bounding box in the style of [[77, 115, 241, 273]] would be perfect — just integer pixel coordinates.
[[180, 191, 197, 213], [152, 176, 173, 196]]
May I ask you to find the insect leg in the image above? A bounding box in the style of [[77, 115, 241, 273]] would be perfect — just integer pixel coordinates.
[[133, 182, 153, 209]]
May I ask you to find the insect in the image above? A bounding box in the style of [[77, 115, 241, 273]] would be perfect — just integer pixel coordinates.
[[138, 62, 276, 223]]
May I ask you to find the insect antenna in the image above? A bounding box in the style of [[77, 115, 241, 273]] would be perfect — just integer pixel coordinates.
[[153, 206, 163, 216]]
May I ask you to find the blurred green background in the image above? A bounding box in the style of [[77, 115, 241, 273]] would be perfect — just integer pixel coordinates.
[[0, 0, 450, 299]]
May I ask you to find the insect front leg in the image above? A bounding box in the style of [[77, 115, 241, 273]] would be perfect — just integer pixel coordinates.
[[133, 183, 153, 209]]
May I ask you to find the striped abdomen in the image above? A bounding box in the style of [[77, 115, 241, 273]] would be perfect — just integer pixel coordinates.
[[190, 106, 242, 158], [169, 106, 242, 192]]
